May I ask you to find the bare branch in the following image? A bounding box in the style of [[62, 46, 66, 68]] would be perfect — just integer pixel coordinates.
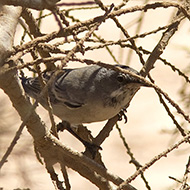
[[116, 124, 151, 190], [1, 1, 190, 189], [179, 156, 190, 190], [60, 163, 71, 190], [1, 0, 60, 10], [0, 5, 22, 65], [140, 1, 190, 76], [0, 121, 25, 169], [117, 132, 190, 189]]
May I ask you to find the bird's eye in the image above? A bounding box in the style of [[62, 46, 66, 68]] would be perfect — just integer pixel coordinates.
[[117, 74, 125, 83]]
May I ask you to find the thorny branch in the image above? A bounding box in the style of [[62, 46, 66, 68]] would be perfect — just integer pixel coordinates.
[[116, 124, 151, 190], [117, 132, 190, 190], [179, 156, 190, 190], [1, 0, 190, 190]]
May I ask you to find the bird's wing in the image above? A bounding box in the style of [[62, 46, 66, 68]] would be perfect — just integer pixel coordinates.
[[21, 67, 94, 109], [44, 69, 85, 109]]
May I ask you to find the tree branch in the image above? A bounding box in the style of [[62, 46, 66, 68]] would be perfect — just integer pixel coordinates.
[[0, 5, 22, 65], [1, 0, 60, 10], [140, 1, 190, 77]]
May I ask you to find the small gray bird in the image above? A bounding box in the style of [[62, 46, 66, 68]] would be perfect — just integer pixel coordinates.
[[21, 65, 144, 124]]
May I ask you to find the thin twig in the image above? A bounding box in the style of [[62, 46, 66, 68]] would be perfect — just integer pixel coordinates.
[[94, 115, 119, 146], [60, 162, 71, 190], [140, 1, 188, 77], [116, 124, 151, 190], [125, 0, 149, 65], [0, 122, 25, 169], [59, 3, 114, 68], [148, 75, 186, 137], [94, 0, 145, 65], [117, 132, 190, 189], [45, 162, 64, 190], [57, 1, 95, 7], [32, 53, 58, 139], [180, 156, 190, 190]]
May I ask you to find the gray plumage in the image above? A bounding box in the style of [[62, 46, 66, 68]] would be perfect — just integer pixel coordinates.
[[21, 65, 143, 124]]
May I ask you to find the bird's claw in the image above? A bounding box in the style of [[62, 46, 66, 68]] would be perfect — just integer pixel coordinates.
[[118, 109, 128, 123]]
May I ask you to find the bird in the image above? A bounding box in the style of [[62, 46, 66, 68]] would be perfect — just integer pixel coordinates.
[[21, 64, 145, 125]]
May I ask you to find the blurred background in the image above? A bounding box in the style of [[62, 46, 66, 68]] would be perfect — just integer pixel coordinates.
[[1, 0, 190, 189]]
